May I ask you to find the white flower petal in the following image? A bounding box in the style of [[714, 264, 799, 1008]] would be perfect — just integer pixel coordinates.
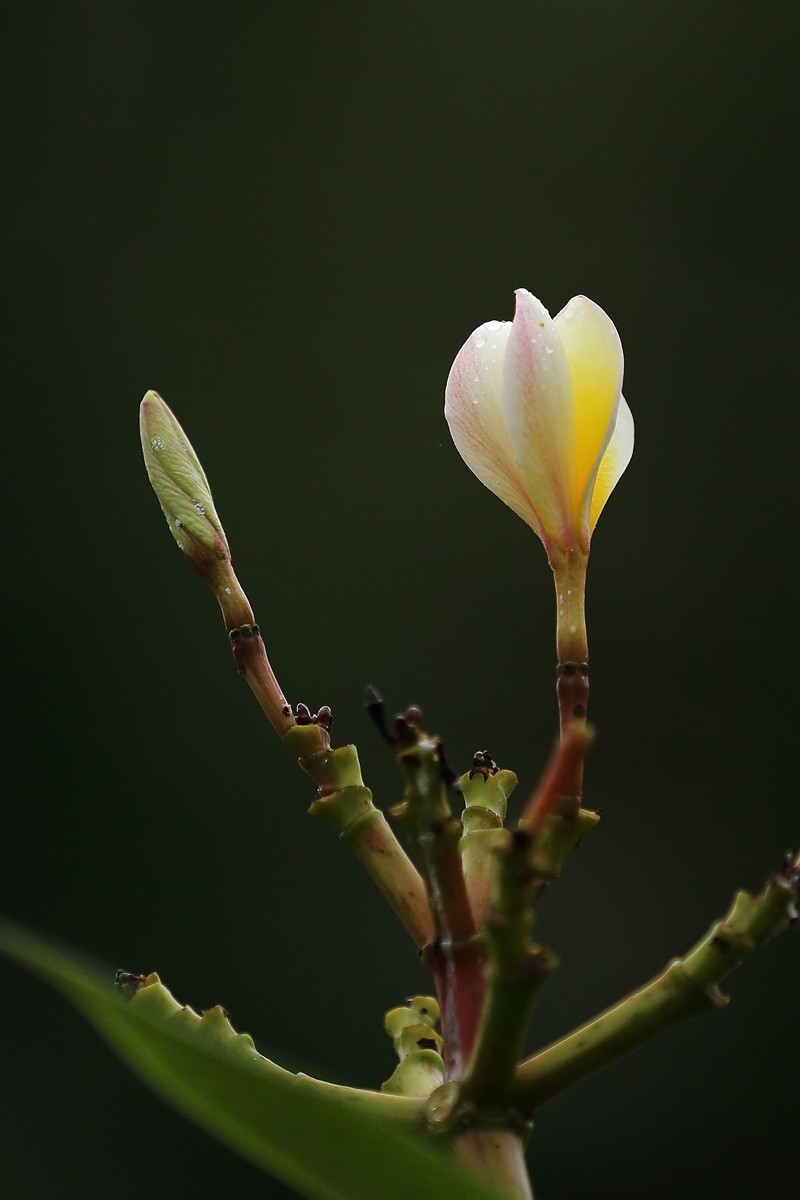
[[445, 319, 545, 536], [445, 289, 633, 557], [502, 289, 575, 549], [589, 395, 634, 530]]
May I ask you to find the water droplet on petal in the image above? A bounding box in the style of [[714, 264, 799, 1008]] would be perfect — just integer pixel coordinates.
[[151, 436, 166, 452], [475, 334, 487, 348]]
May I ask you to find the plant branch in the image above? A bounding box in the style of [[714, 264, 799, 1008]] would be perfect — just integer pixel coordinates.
[[460, 762, 517, 927], [460, 831, 557, 1112], [141, 398, 434, 943], [391, 728, 486, 1078], [450, 1129, 533, 1200], [512, 857, 799, 1112], [296, 737, 435, 949], [518, 726, 594, 835]]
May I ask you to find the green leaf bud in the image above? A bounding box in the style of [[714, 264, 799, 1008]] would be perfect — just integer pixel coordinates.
[[382, 998, 444, 1097], [384, 996, 439, 1043], [394, 1024, 443, 1058], [139, 391, 229, 567], [384, 1005, 422, 1041], [381, 1049, 445, 1098], [406, 995, 440, 1024]]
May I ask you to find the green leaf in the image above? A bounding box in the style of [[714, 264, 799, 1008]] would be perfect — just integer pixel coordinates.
[[0, 919, 502, 1200]]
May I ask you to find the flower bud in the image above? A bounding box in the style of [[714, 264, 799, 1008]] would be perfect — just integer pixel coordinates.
[[445, 290, 634, 557], [139, 390, 230, 567]]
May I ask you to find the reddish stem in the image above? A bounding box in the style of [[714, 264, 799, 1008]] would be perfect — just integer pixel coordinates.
[[420, 821, 486, 1078], [397, 739, 488, 1079], [519, 724, 595, 832], [550, 551, 590, 796], [555, 665, 589, 795], [228, 626, 294, 737], [199, 558, 295, 738], [427, 940, 488, 1080]]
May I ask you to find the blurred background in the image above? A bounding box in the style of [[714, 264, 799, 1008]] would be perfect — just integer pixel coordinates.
[[3, 3, 798, 1197]]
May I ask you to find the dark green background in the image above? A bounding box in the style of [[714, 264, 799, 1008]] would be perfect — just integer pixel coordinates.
[[3, 3, 798, 1198]]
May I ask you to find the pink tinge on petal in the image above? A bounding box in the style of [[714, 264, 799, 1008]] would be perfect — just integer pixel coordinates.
[[445, 319, 547, 540], [502, 290, 576, 550]]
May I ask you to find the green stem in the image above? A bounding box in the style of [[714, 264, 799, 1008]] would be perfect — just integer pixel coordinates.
[[293, 736, 435, 948], [460, 768, 517, 927], [395, 737, 475, 943], [527, 797, 600, 884], [460, 833, 557, 1111], [549, 550, 589, 670], [512, 866, 799, 1112], [460, 808, 508, 928]]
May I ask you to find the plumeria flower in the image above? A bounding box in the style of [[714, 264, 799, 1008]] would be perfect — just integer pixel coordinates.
[[446, 287, 634, 699], [444, 289, 633, 564]]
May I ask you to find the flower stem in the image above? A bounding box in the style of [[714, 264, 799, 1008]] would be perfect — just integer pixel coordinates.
[[550, 549, 589, 667], [549, 550, 589, 797]]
